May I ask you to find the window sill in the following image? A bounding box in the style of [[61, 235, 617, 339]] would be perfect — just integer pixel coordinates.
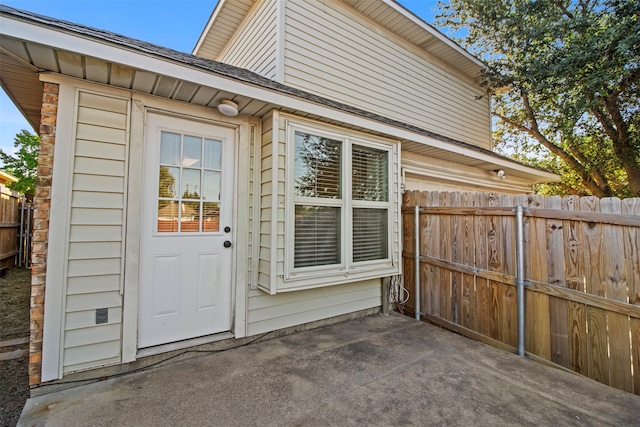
[[274, 263, 400, 293]]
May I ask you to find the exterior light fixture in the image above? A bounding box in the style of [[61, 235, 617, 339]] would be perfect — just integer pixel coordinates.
[[495, 169, 506, 179], [217, 99, 238, 116]]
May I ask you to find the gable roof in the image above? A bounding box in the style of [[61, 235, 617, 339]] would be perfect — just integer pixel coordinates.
[[193, 0, 484, 79], [0, 5, 557, 183]]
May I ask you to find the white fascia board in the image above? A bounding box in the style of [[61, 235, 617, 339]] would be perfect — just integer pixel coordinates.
[[1, 14, 553, 182], [192, 0, 227, 56], [0, 170, 18, 183], [384, 0, 485, 69]]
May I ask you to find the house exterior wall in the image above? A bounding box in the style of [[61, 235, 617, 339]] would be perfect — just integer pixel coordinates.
[[256, 110, 278, 291], [218, 0, 279, 80], [36, 77, 134, 381], [246, 279, 382, 335], [29, 81, 58, 386], [35, 86, 385, 381], [62, 90, 129, 373], [281, 0, 491, 149]]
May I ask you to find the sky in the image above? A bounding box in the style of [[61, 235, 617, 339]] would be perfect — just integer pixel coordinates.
[[0, 0, 442, 157]]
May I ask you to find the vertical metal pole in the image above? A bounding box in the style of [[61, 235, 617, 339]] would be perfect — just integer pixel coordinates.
[[414, 205, 421, 320], [26, 205, 31, 267], [382, 276, 390, 315], [515, 204, 525, 357], [18, 195, 25, 267]]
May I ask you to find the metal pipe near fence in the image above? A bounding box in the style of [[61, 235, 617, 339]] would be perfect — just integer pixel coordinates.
[[515, 204, 526, 357], [414, 205, 421, 321], [26, 205, 31, 267], [18, 195, 25, 267]]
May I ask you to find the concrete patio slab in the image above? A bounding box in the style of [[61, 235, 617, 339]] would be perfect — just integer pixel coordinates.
[[19, 313, 640, 426]]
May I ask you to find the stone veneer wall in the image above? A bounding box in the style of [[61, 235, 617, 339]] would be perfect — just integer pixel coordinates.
[[29, 82, 58, 386]]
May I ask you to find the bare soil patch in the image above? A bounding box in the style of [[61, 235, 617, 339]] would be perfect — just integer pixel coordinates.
[[0, 268, 31, 427]]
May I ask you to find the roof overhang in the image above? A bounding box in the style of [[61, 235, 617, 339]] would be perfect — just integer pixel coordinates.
[[193, 0, 255, 61], [0, 170, 19, 183], [0, 6, 558, 185]]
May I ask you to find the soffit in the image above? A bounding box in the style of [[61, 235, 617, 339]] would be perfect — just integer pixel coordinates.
[[0, 36, 276, 131], [0, 47, 43, 131], [193, 0, 256, 60]]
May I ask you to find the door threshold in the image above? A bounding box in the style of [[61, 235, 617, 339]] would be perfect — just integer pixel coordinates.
[[136, 332, 235, 358]]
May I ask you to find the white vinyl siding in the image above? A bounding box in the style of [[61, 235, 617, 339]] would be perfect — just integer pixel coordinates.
[[247, 278, 381, 335], [257, 111, 277, 292], [62, 90, 129, 373], [282, 0, 491, 149], [219, 0, 279, 80]]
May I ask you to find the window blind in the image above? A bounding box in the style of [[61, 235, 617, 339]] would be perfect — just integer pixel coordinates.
[[352, 144, 388, 201], [294, 132, 342, 199], [294, 206, 341, 267], [353, 208, 388, 261]]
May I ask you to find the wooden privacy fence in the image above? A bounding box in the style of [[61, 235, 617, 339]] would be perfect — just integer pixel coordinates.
[[402, 191, 640, 395], [0, 186, 32, 269]]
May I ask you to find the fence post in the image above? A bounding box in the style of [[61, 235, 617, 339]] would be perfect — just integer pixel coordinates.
[[26, 204, 32, 267], [414, 205, 422, 320], [515, 204, 526, 357], [18, 195, 25, 267]]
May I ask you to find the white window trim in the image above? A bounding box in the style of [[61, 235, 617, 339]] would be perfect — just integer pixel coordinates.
[[284, 122, 396, 284], [151, 127, 228, 237]]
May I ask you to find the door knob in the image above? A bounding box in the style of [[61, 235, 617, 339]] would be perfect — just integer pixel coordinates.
[[223, 240, 232, 248]]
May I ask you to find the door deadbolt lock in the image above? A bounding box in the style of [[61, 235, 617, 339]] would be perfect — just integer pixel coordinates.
[[223, 240, 232, 248], [224, 226, 231, 233]]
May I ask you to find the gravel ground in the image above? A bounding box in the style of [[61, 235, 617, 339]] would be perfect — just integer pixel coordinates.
[[0, 268, 31, 427]]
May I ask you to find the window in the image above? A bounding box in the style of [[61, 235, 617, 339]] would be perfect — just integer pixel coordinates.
[[352, 144, 389, 262], [156, 131, 222, 233], [293, 132, 342, 267], [289, 124, 394, 279]]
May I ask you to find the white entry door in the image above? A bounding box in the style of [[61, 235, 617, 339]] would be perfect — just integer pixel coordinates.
[[138, 113, 235, 348]]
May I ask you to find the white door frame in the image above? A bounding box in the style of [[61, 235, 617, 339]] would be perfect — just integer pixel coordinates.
[[137, 112, 235, 348], [122, 95, 253, 362]]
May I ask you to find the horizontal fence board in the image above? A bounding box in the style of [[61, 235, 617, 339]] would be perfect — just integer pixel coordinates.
[[405, 252, 640, 319], [402, 206, 640, 226], [418, 311, 575, 374], [0, 250, 18, 261]]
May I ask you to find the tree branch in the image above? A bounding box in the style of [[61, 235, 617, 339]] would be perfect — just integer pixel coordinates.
[[591, 106, 620, 143], [555, 0, 574, 18], [613, 67, 640, 98], [604, 94, 640, 195], [495, 99, 611, 197]]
